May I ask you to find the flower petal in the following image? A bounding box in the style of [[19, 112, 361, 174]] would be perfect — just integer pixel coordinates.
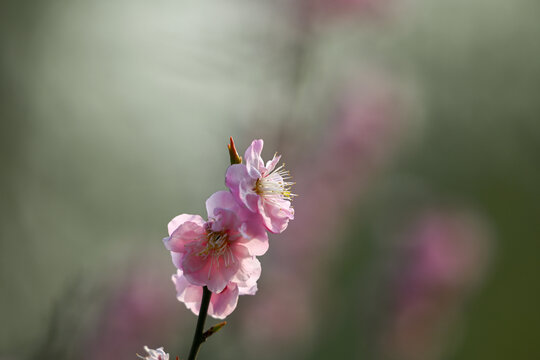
[[205, 191, 236, 218], [182, 245, 241, 293], [168, 214, 205, 235], [163, 220, 206, 253], [264, 153, 281, 174], [211, 208, 242, 233], [172, 270, 203, 315], [238, 220, 269, 256], [230, 246, 262, 286], [225, 164, 259, 212], [171, 251, 184, 269], [244, 139, 264, 178], [208, 283, 239, 319], [258, 197, 294, 234], [238, 282, 258, 296]]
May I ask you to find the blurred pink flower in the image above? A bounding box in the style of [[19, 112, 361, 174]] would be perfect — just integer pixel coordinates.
[[240, 73, 410, 351], [274, 74, 407, 280], [172, 269, 258, 319], [287, 73, 407, 269], [379, 210, 492, 360], [163, 190, 266, 293], [83, 265, 180, 360], [226, 139, 295, 234], [242, 275, 313, 350]]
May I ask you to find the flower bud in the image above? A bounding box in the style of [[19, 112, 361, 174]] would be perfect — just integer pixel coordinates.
[[228, 137, 242, 165]]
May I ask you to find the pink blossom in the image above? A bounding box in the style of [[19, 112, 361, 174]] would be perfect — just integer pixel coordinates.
[[172, 269, 258, 319], [163, 190, 266, 293], [226, 139, 295, 233]]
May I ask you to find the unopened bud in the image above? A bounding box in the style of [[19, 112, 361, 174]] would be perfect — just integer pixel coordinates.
[[228, 137, 242, 165]]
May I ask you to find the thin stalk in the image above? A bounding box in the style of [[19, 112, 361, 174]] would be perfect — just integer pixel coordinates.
[[187, 286, 212, 360]]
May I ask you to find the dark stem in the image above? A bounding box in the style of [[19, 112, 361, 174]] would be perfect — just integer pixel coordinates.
[[187, 286, 212, 360]]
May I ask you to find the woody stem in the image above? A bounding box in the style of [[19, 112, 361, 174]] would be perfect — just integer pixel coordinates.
[[187, 286, 212, 360]]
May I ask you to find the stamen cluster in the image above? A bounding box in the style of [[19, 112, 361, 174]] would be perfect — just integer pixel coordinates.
[[255, 163, 296, 201]]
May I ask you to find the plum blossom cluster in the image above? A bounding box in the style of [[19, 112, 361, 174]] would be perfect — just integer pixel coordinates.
[[163, 139, 295, 319]]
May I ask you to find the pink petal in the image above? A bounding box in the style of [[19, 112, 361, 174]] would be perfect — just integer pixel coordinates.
[[238, 220, 269, 256], [264, 153, 281, 174], [171, 252, 184, 269], [172, 270, 203, 315], [258, 197, 294, 234], [182, 246, 241, 293], [225, 165, 259, 212], [172, 271, 245, 319], [168, 214, 205, 235], [163, 220, 206, 253], [230, 246, 262, 286], [241, 190, 260, 213], [244, 139, 264, 178], [206, 258, 240, 293], [238, 282, 258, 296], [181, 244, 208, 281], [211, 208, 241, 233], [208, 283, 239, 319], [205, 191, 236, 218]]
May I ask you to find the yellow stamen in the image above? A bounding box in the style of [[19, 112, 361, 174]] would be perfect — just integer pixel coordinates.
[[254, 163, 296, 201]]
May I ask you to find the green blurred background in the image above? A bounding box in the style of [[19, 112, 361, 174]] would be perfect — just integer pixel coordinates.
[[1, 0, 539, 359]]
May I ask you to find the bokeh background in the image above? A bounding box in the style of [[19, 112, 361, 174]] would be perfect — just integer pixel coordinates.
[[1, 0, 539, 359]]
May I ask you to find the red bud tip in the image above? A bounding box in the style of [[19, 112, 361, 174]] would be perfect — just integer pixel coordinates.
[[228, 137, 242, 165]]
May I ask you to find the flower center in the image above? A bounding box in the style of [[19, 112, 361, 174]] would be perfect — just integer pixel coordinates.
[[207, 231, 229, 254], [254, 163, 296, 201], [196, 230, 235, 276]]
